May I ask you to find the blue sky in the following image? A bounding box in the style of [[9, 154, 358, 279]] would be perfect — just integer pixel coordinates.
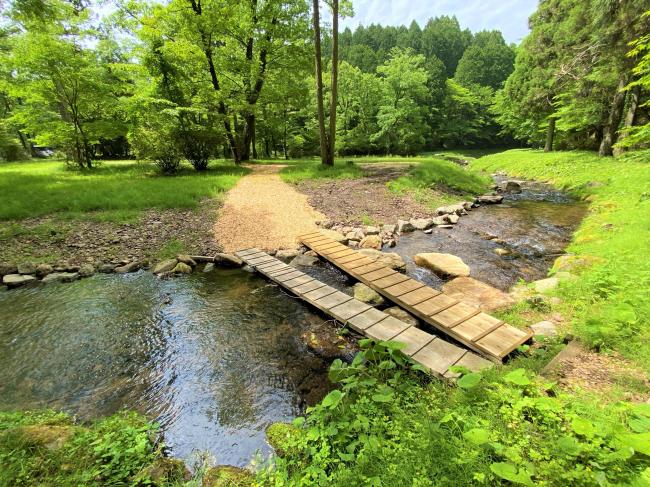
[[341, 0, 539, 44]]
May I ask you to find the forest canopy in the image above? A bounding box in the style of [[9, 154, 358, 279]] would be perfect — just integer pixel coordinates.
[[0, 0, 648, 168]]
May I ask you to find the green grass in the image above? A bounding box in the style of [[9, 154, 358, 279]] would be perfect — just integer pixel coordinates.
[[472, 149, 650, 371], [279, 159, 364, 183], [387, 157, 492, 208], [0, 159, 248, 222]]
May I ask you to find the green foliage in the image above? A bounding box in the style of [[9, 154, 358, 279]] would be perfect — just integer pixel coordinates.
[[280, 159, 363, 183], [262, 342, 650, 485], [454, 30, 515, 90], [0, 159, 247, 221]]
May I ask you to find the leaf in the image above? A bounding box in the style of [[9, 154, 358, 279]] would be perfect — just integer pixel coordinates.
[[321, 390, 343, 409], [556, 436, 582, 456], [504, 369, 532, 386], [618, 432, 650, 456], [371, 393, 393, 403], [490, 462, 534, 486], [571, 417, 596, 438], [464, 428, 490, 445], [457, 372, 482, 389]]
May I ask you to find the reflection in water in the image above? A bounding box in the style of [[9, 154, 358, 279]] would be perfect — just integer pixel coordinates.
[[0, 270, 330, 466], [392, 180, 588, 290]]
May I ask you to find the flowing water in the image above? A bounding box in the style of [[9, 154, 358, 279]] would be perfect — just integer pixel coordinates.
[[392, 178, 588, 290], [0, 269, 332, 466]]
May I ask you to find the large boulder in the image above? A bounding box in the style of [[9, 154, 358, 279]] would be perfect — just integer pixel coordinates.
[[435, 204, 467, 216], [153, 259, 178, 275], [442, 277, 515, 311], [414, 253, 470, 277], [501, 180, 523, 193], [385, 307, 418, 326], [357, 249, 406, 271], [353, 283, 385, 305], [214, 253, 243, 267], [172, 262, 192, 274], [318, 229, 347, 243], [35, 264, 54, 278], [114, 261, 140, 274], [41, 272, 79, 284], [346, 228, 365, 241], [359, 235, 382, 250], [410, 218, 434, 231], [478, 194, 503, 204], [176, 254, 197, 267], [397, 219, 415, 233], [290, 254, 319, 267], [364, 226, 381, 235], [3, 274, 37, 288], [276, 249, 299, 261]]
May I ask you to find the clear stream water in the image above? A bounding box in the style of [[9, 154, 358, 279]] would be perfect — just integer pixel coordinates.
[[0, 178, 587, 466]]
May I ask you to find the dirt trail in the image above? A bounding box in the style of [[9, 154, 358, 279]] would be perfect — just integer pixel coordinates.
[[214, 165, 326, 252]]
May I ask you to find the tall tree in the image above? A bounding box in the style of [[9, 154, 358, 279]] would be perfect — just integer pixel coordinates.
[[455, 31, 515, 89]]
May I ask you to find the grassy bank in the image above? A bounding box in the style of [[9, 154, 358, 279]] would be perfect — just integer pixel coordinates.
[[472, 149, 650, 372], [0, 159, 247, 222]]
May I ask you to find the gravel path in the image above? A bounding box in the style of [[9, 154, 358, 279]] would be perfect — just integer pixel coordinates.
[[214, 165, 326, 252]]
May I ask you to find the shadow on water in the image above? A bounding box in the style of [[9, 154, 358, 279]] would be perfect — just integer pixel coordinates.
[[392, 178, 588, 290], [0, 269, 331, 466]]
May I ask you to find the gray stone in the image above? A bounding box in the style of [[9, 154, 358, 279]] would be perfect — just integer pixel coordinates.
[[410, 218, 434, 231], [78, 264, 95, 277], [435, 204, 467, 216], [447, 214, 460, 224], [172, 262, 192, 274], [353, 283, 385, 305], [17, 262, 37, 275], [478, 194, 503, 204], [290, 254, 319, 267], [98, 263, 116, 273], [114, 261, 140, 274], [213, 253, 243, 267], [3, 274, 37, 288], [501, 180, 523, 193], [359, 235, 382, 250], [348, 240, 359, 248], [414, 253, 470, 277], [364, 226, 380, 235], [176, 254, 197, 267], [203, 263, 215, 273], [153, 259, 178, 274], [461, 201, 473, 211], [35, 264, 54, 278], [424, 228, 433, 234], [41, 272, 79, 284], [530, 320, 558, 337], [533, 277, 559, 293], [0, 263, 18, 277], [305, 250, 318, 257], [494, 248, 510, 256], [319, 229, 347, 243], [357, 248, 406, 271], [381, 224, 396, 234], [385, 307, 418, 326], [275, 249, 299, 261], [431, 216, 448, 226], [345, 228, 365, 241], [397, 219, 415, 233]]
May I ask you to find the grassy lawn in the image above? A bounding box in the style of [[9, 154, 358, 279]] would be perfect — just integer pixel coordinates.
[[0, 159, 248, 222], [472, 149, 650, 372]]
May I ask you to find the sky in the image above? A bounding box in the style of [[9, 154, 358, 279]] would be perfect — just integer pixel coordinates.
[[340, 0, 539, 44]]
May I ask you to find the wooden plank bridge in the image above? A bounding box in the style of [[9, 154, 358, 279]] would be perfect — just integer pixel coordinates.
[[298, 231, 532, 363], [234, 248, 493, 378]]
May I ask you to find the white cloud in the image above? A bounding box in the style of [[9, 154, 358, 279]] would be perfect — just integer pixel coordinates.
[[341, 0, 538, 44]]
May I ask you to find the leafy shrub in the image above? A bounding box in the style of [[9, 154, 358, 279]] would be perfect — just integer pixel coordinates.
[[178, 129, 215, 171], [154, 146, 182, 175]]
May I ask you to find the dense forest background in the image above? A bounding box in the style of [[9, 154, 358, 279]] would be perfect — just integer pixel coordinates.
[[0, 0, 648, 168]]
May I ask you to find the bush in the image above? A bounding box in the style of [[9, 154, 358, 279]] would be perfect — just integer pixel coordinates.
[[178, 130, 215, 171], [154, 147, 181, 175]]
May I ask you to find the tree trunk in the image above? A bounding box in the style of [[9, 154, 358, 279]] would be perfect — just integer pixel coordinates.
[[252, 121, 258, 159], [544, 117, 555, 152], [240, 113, 256, 162], [599, 74, 628, 157], [327, 0, 339, 166], [613, 84, 640, 156], [312, 0, 331, 165], [264, 136, 270, 158]]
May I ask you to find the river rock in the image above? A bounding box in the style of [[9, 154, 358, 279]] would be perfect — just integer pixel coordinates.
[[153, 259, 178, 274], [501, 180, 523, 193], [35, 263, 54, 278], [214, 253, 243, 267], [358, 249, 406, 271], [494, 248, 510, 256], [414, 253, 470, 277], [135, 458, 191, 484], [176, 254, 197, 267], [431, 216, 448, 226], [203, 466, 255, 487], [0, 263, 18, 277], [41, 272, 79, 284], [397, 219, 415, 233], [364, 226, 380, 235], [114, 261, 140, 274], [203, 263, 215, 273], [382, 223, 396, 234], [98, 263, 116, 273], [552, 254, 600, 273], [359, 235, 382, 250], [530, 320, 558, 337], [435, 204, 467, 216], [346, 228, 365, 241], [3, 274, 37, 288], [478, 194, 503, 204], [353, 282, 385, 305], [319, 229, 347, 243], [78, 264, 95, 277], [442, 277, 515, 311], [533, 277, 559, 293], [276, 249, 299, 260], [290, 254, 319, 267], [348, 240, 359, 248], [172, 262, 192, 274], [410, 218, 434, 230], [385, 307, 418, 326], [17, 262, 37, 275], [447, 214, 460, 224]]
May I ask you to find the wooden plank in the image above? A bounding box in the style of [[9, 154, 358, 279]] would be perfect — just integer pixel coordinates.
[[383, 279, 425, 297], [363, 267, 396, 282], [298, 231, 322, 239], [284, 275, 316, 288], [240, 252, 268, 261], [235, 248, 260, 257], [433, 302, 481, 329], [267, 267, 299, 277], [274, 270, 305, 282], [303, 285, 338, 301], [257, 261, 287, 271], [320, 245, 349, 256], [476, 326, 531, 359], [302, 235, 332, 244], [311, 241, 341, 252], [336, 254, 366, 265], [443, 353, 494, 378], [392, 327, 436, 356], [329, 249, 357, 259], [453, 313, 503, 342], [365, 316, 412, 341], [315, 291, 354, 309], [342, 257, 376, 270], [247, 255, 277, 266], [413, 294, 458, 317], [372, 273, 411, 289], [347, 309, 388, 333], [330, 300, 372, 321], [398, 287, 441, 306], [293, 280, 326, 294], [412, 339, 466, 376], [350, 262, 386, 276]]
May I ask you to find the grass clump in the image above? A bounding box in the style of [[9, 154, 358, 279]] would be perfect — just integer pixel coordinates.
[[260, 341, 650, 486], [387, 157, 491, 208], [472, 149, 650, 372], [0, 159, 247, 222], [280, 160, 364, 183]]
